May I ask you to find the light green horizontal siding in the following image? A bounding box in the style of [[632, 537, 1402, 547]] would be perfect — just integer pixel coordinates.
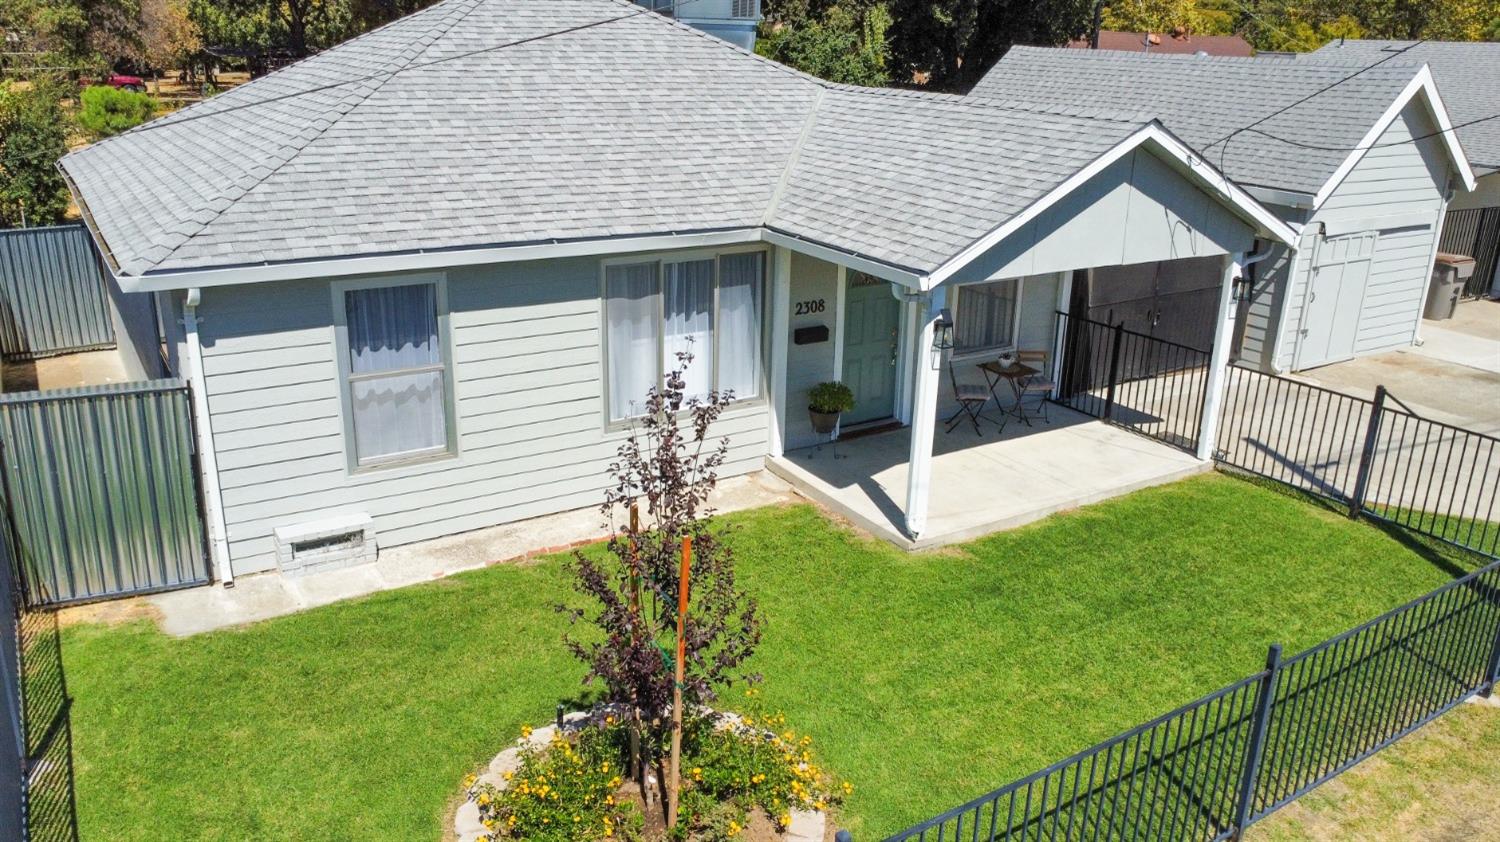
[[201, 255, 770, 575]]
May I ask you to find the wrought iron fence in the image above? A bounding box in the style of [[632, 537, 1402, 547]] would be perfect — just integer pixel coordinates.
[[1216, 372, 1500, 559], [1055, 312, 1210, 454], [1439, 207, 1499, 300], [885, 557, 1500, 842], [1, 473, 79, 842]]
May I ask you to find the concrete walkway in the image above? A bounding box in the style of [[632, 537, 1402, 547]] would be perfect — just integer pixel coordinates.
[[1300, 300, 1500, 435], [768, 405, 1209, 549], [127, 472, 796, 636]]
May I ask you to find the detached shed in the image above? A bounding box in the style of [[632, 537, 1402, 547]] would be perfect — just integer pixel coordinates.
[[972, 47, 1476, 372], [1310, 39, 1500, 299]]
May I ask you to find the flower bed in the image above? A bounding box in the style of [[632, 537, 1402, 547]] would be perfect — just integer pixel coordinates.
[[456, 704, 846, 842]]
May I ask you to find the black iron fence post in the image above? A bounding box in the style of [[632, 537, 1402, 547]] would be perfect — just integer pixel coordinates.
[[1103, 321, 1125, 420], [1348, 385, 1387, 519], [1484, 618, 1500, 698], [1232, 644, 1282, 839]]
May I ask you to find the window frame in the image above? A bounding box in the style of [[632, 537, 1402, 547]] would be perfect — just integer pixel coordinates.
[[949, 277, 1026, 361], [330, 272, 459, 473], [600, 245, 770, 429]]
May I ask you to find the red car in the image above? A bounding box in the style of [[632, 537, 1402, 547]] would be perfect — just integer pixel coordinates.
[[101, 73, 146, 92]]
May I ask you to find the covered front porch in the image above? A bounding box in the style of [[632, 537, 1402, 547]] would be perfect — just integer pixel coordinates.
[[767, 404, 1208, 548], [763, 126, 1298, 546]]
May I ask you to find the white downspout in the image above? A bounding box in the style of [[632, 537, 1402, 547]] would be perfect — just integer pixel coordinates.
[[183, 288, 234, 586]]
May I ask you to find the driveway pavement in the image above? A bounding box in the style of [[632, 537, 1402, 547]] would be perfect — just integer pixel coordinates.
[[1295, 299, 1500, 436]]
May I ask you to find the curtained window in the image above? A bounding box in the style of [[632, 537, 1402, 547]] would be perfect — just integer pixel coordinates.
[[954, 279, 1021, 355], [341, 282, 451, 467], [604, 250, 766, 422]]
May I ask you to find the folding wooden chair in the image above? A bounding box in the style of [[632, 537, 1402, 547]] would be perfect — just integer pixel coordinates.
[[946, 358, 992, 435], [1016, 349, 1057, 424]]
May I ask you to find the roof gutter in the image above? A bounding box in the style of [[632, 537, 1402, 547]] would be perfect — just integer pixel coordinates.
[[114, 227, 767, 293]]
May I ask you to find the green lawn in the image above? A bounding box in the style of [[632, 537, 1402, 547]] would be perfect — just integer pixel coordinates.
[[60, 473, 1479, 841]]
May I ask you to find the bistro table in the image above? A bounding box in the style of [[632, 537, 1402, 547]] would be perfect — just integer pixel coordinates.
[[978, 359, 1041, 426]]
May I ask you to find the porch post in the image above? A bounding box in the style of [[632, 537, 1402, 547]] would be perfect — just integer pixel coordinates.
[[768, 246, 792, 458], [1196, 252, 1243, 461], [904, 286, 947, 538]]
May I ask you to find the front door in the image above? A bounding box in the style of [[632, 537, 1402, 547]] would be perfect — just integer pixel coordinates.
[[1299, 232, 1376, 369], [842, 272, 901, 425]]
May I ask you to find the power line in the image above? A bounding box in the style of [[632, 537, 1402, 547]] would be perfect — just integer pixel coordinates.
[[1211, 38, 1427, 171], [1242, 110, 1500, 153]]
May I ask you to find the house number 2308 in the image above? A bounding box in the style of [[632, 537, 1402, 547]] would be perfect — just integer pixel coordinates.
[[794, 299, 826, 315]]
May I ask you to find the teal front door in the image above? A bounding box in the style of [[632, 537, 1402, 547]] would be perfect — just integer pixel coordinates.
[[841, 273, 902, 425]]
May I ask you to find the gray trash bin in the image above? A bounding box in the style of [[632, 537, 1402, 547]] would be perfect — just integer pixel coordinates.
[[1425, 254, 1473, 320]]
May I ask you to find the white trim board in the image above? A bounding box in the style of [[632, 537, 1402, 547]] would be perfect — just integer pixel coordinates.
[[1311, 66, 1478, 209], [921, 122, 1300, 291]]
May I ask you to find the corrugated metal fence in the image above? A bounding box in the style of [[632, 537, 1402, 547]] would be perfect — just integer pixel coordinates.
[[0, 380, 209, 606], [0, 225, 115, 359]]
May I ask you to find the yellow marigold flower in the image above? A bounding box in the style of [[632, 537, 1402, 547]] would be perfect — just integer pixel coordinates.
[[779, 813, 792, 828], [842, 781, 853, 794], [605, 715, 616, 725], [601, 761, 610, 773], [520, 725, 533, 738], [477, 793, 491, 807], [508, 816, 517, 826], [483, 818, 496, 830], [503, 771, 513, 781], [463, 774, 477, 789], [800, 735, 812, 746], [692, 767, 703, 780], [729, 820, 742, 834]]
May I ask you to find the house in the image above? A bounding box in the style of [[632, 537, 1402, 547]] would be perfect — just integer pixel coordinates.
[[634, 0, 760, 49], [1307, 39, 1500, 299], [971, 47, 1476, 373], [58, 0, 1295, 580], [1066, 29, 1254, 57]]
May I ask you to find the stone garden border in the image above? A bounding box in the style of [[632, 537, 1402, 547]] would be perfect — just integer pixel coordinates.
[[454, 709, 827, 842]]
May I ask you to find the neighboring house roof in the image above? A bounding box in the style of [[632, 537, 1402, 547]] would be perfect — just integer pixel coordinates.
[[1307, 39, 1500, 174], [970, 46, 1474, 204], [61, 0, 1287, 285], [1066, 30, 1254, 57]]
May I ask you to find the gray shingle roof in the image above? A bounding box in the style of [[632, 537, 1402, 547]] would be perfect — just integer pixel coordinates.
[[1307, 40, 1500, 172], [60, 0, 1208, 278], [970, 46, 1427, 198]]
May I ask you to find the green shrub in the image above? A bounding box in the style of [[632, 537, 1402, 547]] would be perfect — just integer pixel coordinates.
[[77, 85, 158, 138], [0, 80, 71, 227], [808, 381, 855, 414]]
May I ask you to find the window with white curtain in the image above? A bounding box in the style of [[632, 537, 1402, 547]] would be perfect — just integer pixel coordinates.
[[604, 250, 766, 422], [954, 279, 1021, 355], [339, 281, 453, 467]]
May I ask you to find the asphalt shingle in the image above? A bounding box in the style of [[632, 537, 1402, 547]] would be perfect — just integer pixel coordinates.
[[1306, 40, 1500, 173], [61, 0, 1178, 278], [970, 46, 1427, 198]]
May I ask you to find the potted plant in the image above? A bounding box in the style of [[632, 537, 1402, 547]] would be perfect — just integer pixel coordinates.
[[808, 381, 854, 435]]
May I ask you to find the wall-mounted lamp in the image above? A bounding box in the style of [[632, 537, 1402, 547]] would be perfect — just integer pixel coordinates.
[[934, 308, 955, 351]]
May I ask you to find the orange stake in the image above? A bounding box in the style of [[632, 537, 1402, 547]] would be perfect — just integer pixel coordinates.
[[667, 535, 692, 827]]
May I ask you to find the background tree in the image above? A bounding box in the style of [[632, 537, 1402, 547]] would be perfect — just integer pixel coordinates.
[[140, 0, 201, 73], [561, 354, 762, 824], [756, 1, 892, 86], [0, 79, 70, 227], [885, 0, 1093, 90]]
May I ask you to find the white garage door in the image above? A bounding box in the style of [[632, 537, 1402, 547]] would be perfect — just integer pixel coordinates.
[[1297, 232, 1376, 369]]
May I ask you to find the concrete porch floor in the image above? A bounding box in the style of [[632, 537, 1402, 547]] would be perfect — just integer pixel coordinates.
[[767, 404, 1210, 549]]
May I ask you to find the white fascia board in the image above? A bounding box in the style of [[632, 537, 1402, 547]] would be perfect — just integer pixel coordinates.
[[1244, 184, 1317, 210], [758, 228, 924, 288], [1312, 65, 1479, 209], [117, 228, 766, 293], [923, 122, 1298, 291]]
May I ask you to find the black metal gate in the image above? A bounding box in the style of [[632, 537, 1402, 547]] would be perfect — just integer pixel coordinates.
[[1055, 311, 1211, 454], [0, 380, 210, 606], [1439, 207, 1500, 299]]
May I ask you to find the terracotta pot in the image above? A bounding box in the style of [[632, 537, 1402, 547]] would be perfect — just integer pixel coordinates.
[[809, 408, 841, 435]]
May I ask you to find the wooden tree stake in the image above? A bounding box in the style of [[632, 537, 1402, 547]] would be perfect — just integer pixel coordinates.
[[666, 535, 691, 828]]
